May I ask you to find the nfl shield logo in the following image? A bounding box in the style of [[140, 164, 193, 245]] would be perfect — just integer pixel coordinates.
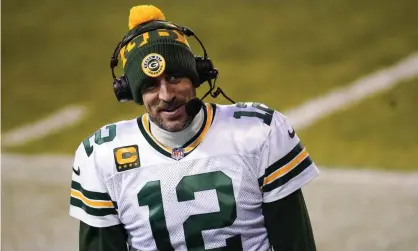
[[171, 148, 185, 160]]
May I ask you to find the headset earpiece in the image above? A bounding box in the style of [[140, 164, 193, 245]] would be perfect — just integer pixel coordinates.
[[110, 53, 134, 102], [195, 56, 218, 85], [113, 75, 133, 102]]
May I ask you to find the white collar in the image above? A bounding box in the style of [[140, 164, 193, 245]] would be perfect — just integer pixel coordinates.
[[149, 108, 204, 148]]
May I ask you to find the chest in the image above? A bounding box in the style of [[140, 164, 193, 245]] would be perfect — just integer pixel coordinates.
[[113, 155, 260, 212], [108, 155, 264, 250]]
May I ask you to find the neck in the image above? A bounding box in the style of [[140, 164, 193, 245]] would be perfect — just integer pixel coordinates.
[[149, 108, 204, 148]]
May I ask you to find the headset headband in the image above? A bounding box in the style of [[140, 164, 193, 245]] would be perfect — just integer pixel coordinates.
[[109, 19, 235, 104]]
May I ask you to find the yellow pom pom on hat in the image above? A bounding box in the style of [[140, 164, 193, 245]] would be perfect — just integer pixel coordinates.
[[121, 4, 200, 105], [128, 5, 166, 30]]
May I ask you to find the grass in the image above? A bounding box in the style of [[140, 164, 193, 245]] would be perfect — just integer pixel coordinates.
[[299, 77, 418, 171], [2, 181, 74, 250], [2, 0, 418, 156]]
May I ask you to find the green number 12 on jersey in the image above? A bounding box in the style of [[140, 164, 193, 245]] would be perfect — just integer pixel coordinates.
[[137, 171, 243, 250]]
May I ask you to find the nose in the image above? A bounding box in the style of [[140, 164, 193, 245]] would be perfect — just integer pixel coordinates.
[[157, 78, 175, 103]]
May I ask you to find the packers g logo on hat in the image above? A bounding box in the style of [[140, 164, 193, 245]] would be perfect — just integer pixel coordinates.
[[141, 53, 166, 77]]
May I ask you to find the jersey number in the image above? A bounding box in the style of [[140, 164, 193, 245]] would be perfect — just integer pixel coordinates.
[[137, 171, 243, 251], [83, 124, 116, 157], [233, 102, 274, 126]]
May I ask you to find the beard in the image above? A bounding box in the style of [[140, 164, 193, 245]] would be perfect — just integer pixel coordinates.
[[148, 98, 193, 132], [149, 112, 193, 132]]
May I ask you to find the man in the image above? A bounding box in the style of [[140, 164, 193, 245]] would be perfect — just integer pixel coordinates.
[[69, 4, 319, 251]]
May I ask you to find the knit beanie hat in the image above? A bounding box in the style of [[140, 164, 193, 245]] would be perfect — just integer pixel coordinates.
[[120, 5, 200, 104]]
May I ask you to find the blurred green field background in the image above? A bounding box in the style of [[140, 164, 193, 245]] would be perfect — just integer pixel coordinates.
[[2, 0, 418, 170]]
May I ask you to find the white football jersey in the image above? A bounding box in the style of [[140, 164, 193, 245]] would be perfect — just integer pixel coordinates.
[[69, 102, 319, 251]]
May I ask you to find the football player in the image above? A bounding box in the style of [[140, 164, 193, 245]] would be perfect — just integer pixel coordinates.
[[69, 5, 319, 251]]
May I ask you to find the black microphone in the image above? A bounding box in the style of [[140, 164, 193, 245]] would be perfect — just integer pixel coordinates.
[[185, 98, 203, 117]]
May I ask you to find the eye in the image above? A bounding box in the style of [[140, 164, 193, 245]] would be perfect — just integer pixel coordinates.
[[141, 79, 157, 91], [166, 73, 184, 84]]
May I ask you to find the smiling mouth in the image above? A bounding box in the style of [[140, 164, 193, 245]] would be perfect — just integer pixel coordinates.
[[163, 106, 179, 112], [161, 104, 183, 113]]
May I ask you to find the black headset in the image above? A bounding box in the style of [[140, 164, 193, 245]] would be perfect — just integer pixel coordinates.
[[110, 20, 221, 103]]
